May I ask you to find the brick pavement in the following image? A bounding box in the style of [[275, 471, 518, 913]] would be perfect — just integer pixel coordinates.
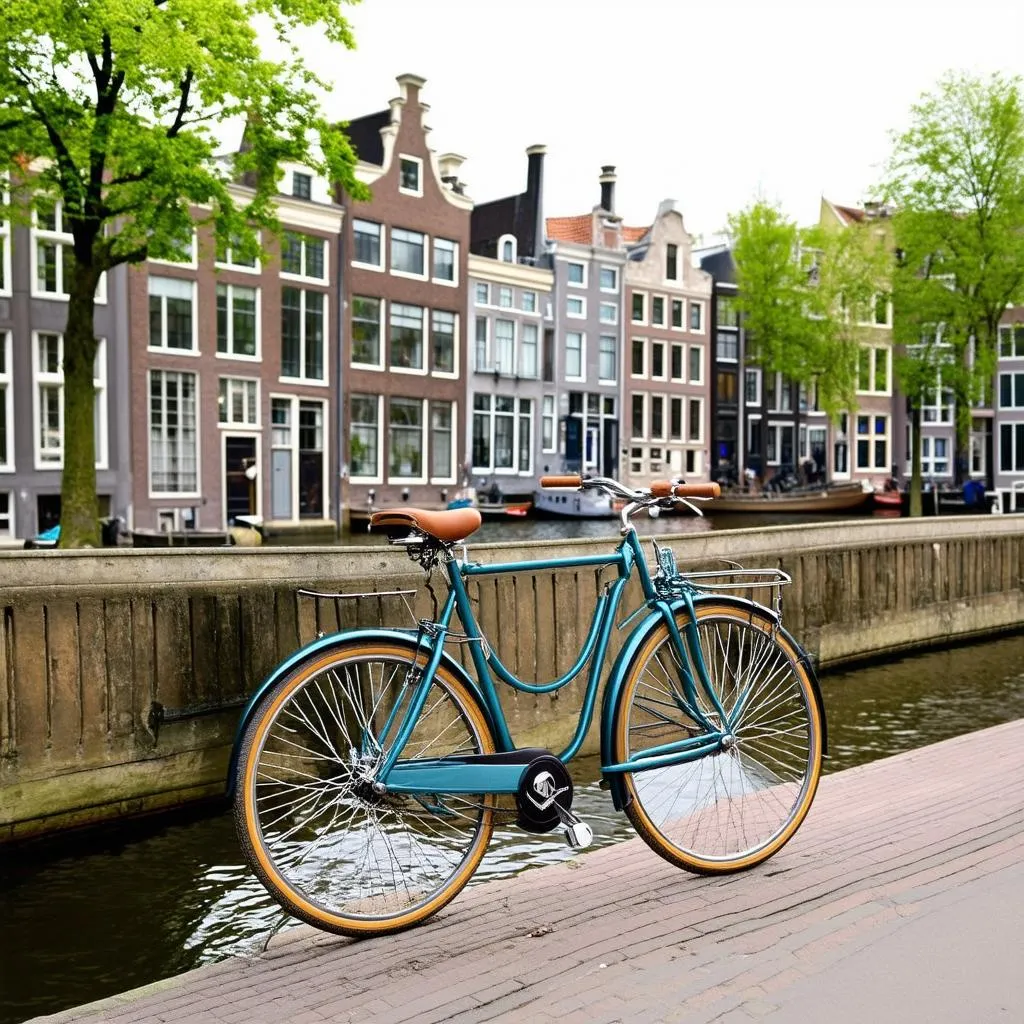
[[32, 719, 1024, 1024]]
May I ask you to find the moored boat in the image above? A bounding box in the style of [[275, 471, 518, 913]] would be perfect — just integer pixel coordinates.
[[532, 487, 616, 519], [707, 481, 871, 515]]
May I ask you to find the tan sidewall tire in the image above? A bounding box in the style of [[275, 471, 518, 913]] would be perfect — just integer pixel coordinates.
[[615, 603, 823, 874], [235, 642, 496, 936]]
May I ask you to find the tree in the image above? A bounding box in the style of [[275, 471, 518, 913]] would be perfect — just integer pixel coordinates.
[[880, 71, 1024, 494], [1, 0, 367, 546], [729, 198, 890, 472]]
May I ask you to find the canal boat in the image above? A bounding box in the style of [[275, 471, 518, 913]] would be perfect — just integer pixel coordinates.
[[706, 481, 872, 515], [531, 486, 616, 519], [447, 485, 532, 519]]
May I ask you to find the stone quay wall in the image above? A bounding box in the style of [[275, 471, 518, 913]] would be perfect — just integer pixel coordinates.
[[2, 516, 1023, 842]]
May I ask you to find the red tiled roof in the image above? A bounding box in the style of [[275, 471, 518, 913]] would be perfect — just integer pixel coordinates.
[[622, 225, 649, 243], [833, 203, 865, 224], [546, 214, 592, 244]]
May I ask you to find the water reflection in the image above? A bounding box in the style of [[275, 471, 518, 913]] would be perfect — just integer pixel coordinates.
[[3, 633, 1023, 1024]]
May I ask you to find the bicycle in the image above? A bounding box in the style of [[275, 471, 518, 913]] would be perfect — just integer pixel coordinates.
[[228, 475, 826, 937]]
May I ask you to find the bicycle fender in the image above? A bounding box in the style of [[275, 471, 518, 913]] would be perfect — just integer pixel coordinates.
[[599, 596, 827, 811], [224, 627, 497, 799]]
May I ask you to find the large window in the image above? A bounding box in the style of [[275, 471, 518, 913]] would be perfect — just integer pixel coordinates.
[[665, 244, 678, 281], [149, 276, 195, 351], [216, 284, 258, 358], [474, 316, 488, 371], [857, 344, 891, 394], [389, 398, 424, 479], [433, 238, 457, 282], [998, 324, 1024, 359], [690, 302, 704, 332], [631, 338, 646, 377], [351, 296, 382, 366], [391, 228, 425, 276], [745, 368, 761, 405], [472, 395, 531, 473], [431, 401, 454, 480], [494, 319, 515, 374], [542, 395, 556, 452], [920, 436, 950, 476], [32, 199, 107, 300], [999, 422, 1024, 472], [149, 370, 198, 493], [281, 232, 326, 281], [32, 333, 107, 470], [565, 332, 583, 379], [599, 335, 616, 382], [567, 262, 586, 285], [767, 423, 795, 466], [856, 414, 889, 471], [0, 331, 11, 470], [716, 332, 738, 361], [688, 345, 703, 385], [390, 303, 424, 369], [716, 297, 739, 327], [521, 323, 539, 378], [432, 310, 456, 373], [687, 398, 703, 443], [600, 266, 617, 291], [349, 394, 380, 479], [352, 219, 382, 268], [218, 378, 258, 426], [998, 372, 1024, 409], [281, 287, 324, 380]]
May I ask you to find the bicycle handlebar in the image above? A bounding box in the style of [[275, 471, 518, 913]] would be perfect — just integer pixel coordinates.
[[539, 475, 721, 501]]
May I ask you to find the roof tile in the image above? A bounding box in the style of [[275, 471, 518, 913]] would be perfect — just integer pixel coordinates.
[[546, 214, 592, 244]]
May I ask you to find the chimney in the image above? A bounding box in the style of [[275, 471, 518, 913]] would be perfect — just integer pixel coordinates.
[[526, 145, 546, 259], [599, 165, 616, 213]]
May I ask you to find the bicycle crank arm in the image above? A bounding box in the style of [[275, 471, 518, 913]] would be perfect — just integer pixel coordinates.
[[554, 803, 594, 850]]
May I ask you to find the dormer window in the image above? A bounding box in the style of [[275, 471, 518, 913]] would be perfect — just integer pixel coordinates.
[[292, 172, 312, 200], [499, 234, 517, 263], [399, 156, 422, 195]]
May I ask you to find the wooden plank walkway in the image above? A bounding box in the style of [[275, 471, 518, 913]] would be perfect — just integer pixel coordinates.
[[35, 720, 1024, 1024]]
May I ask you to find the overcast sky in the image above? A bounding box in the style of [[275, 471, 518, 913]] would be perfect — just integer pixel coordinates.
[[280, 0, 1024, 241]]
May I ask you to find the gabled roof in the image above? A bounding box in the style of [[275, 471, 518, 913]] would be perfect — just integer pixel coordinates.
[[830, 201, 865, 225], [622, 225, 649, 243], [546, 214, 592, 244]]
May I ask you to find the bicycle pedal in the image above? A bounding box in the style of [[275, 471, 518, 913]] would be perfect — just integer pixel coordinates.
[[563, 821, 594, 850]]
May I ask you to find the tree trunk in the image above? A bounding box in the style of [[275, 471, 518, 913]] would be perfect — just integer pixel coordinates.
[[909, 403, 923, 517], [954, 397, 971, 490], [58, 265, 101, 548]]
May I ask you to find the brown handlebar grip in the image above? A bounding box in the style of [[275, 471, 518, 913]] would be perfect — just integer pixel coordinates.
[[540, 475, 583, 489], [649, 480, 674, 497], [673, 482, 721, 499]]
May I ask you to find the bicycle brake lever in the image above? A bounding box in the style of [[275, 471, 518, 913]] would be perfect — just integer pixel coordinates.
[[679, 499, 704, 517]]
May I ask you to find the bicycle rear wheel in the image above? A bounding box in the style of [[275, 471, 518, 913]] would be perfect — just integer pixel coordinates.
[[613, 603, 823, 873], [234, 641, 496, 936]]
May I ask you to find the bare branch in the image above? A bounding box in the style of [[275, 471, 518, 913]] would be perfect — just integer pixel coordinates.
[[166, 69, 194, 138]]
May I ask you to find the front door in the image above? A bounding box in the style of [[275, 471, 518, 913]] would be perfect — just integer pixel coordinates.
[[272, 449, 292, 520], [224, 436, 257, 524]]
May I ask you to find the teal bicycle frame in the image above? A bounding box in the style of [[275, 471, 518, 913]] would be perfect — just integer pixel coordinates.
[[367, 527, 740, 801]]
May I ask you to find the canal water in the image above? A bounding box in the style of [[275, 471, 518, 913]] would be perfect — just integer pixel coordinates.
[[3, 629, 1024, 1024]]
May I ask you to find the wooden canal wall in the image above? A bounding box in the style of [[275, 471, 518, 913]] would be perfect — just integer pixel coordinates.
[[2, 516, 1024, 843]]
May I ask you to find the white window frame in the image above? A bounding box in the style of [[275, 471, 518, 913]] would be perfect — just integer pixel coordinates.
[[598, 334, 617, 385], [474, 281, 490, 306], [665, 243, 680, 283], [856, 343, 892, 396], [352, 219, 385, 272], [649, 393, 667, 442], [998, 371, 1024, 409], [390, 227, 428, 281], [566, 295, 586, 320], [0, 489, 13, 538], [689, 301, 704, 333], [599, 301, 618, 325], [431, 309, 460, 379], [687, 397, 705, 444], [398, 154, 424, 197], [521, 290, 539, 315], [474, 315, 490, 373], [212, 232, 259, 274], [350, 295, 385, 371], [218, 429, 263, 526], [432, 237, 459, 287], [631, 291, 648, 326], [267, 395, 329, 523], [650, 340, 667, 382], [493, 318, 516, 376], [871, 292, 893, 328], [599, 266, 618, 292], [218, 376, 260, 428], [31, 201, 108, 303], [671, 298, 685, 331], [651, 294, 667, 328], [745, 367, 762, 406], [565, 331, 585, 383], [147, 369, 200, 498], [148, 275, 199, 355], [471, 394, 533, 476], [280, 231, 328, 284], [855, 413, 890, 472], [498, 234, 517, 264], [215, 282, 261, 362], [0, 330, 13, 471], [631, 337, 647, 379], [542, 394, 557, 453], [497, 286, 514, 310], [916, 435, 951, 477], [30, 332, 108, 471], [148, 229, 200, 270], [631, 392, 647, 441], [670, 342, 684, 383], [279, 287, 329, 386], [388, 301, 427, 376], [566, 260, 588, 289], [688, 344, 704, 386], [387, 395, 428, 485], [998, 324, 1024, 360], [520, 321, 540, 379], [766, 422, 795, 467], [348, 392, 383, 484], [430, 399, 458, 485]]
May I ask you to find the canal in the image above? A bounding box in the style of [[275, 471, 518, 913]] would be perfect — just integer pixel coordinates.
[[3, 629, 1024, 1024]]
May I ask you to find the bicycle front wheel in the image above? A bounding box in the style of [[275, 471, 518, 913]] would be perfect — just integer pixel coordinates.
[[234, 642, 496, 937], [613, 602, 823, 874]]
